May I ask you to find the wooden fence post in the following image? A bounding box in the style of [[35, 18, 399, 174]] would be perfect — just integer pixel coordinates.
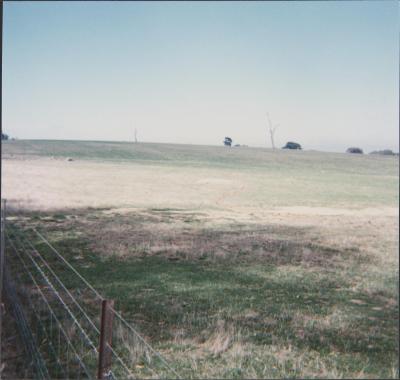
[[97, 299, 114, 380]]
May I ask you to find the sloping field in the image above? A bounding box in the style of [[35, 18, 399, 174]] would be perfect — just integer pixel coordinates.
[[2, 139, 398, 211], [2, 140, 399, 378]]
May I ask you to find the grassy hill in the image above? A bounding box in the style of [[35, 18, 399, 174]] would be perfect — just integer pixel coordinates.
[[3, 139, 398, 209], [2, 139, 398, 173]]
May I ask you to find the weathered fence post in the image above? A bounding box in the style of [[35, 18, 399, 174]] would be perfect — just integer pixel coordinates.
[[97, 299, 115, 380]]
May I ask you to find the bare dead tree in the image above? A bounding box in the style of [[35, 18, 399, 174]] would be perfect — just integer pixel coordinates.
[[266, 113, 279, 150]]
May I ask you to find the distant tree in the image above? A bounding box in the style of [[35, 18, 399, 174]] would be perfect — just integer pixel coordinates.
[[134, 128, 138, 143], [369, 149, 394, 156], [1, 133, 9, 140], [224, 137, 232, 147], [266, 113, 279, 150], [346, 147, 363, 154], [282, 141, 302, 150]]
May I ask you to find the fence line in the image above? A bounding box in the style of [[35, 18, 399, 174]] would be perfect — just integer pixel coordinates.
[[1, 201, 181, 379], [29, 226, 181, 378], [11, 264, 68, 378], [34, 228, 179, 377], [3, 267, 50, 379], [34, 229, 104, 301], [6, 227, 98, 379], [8, 229, 98, 354], [23, 230, 100, 333]]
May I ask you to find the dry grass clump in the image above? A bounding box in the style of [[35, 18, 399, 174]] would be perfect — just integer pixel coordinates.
[[202, 319, 236, 356]]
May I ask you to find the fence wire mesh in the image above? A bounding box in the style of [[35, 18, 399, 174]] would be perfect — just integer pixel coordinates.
[[1, 200, 181, 379]]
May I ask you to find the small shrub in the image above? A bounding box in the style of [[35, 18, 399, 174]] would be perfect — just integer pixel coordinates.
[[282, 142, 302, 150], [369, 149, 395, 156], [346, 147, 363, 154]]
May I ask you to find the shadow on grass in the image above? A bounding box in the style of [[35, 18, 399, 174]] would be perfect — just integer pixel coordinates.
[[31, 237, 395, 345]]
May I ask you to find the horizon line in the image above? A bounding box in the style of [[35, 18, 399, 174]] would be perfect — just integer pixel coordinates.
[[2, 138, 399, 155]]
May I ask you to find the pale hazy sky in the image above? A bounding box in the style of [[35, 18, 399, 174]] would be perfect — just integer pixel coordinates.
[[3, 1, 399, 152]]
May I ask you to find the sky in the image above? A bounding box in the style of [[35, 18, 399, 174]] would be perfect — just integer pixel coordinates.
[[3, 1, 399, 152]]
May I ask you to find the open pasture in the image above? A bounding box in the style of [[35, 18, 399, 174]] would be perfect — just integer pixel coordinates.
[[2, 140, 399, 378]]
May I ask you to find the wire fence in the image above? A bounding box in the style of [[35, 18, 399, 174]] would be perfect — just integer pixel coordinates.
[[1, 199, 181, 379]]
